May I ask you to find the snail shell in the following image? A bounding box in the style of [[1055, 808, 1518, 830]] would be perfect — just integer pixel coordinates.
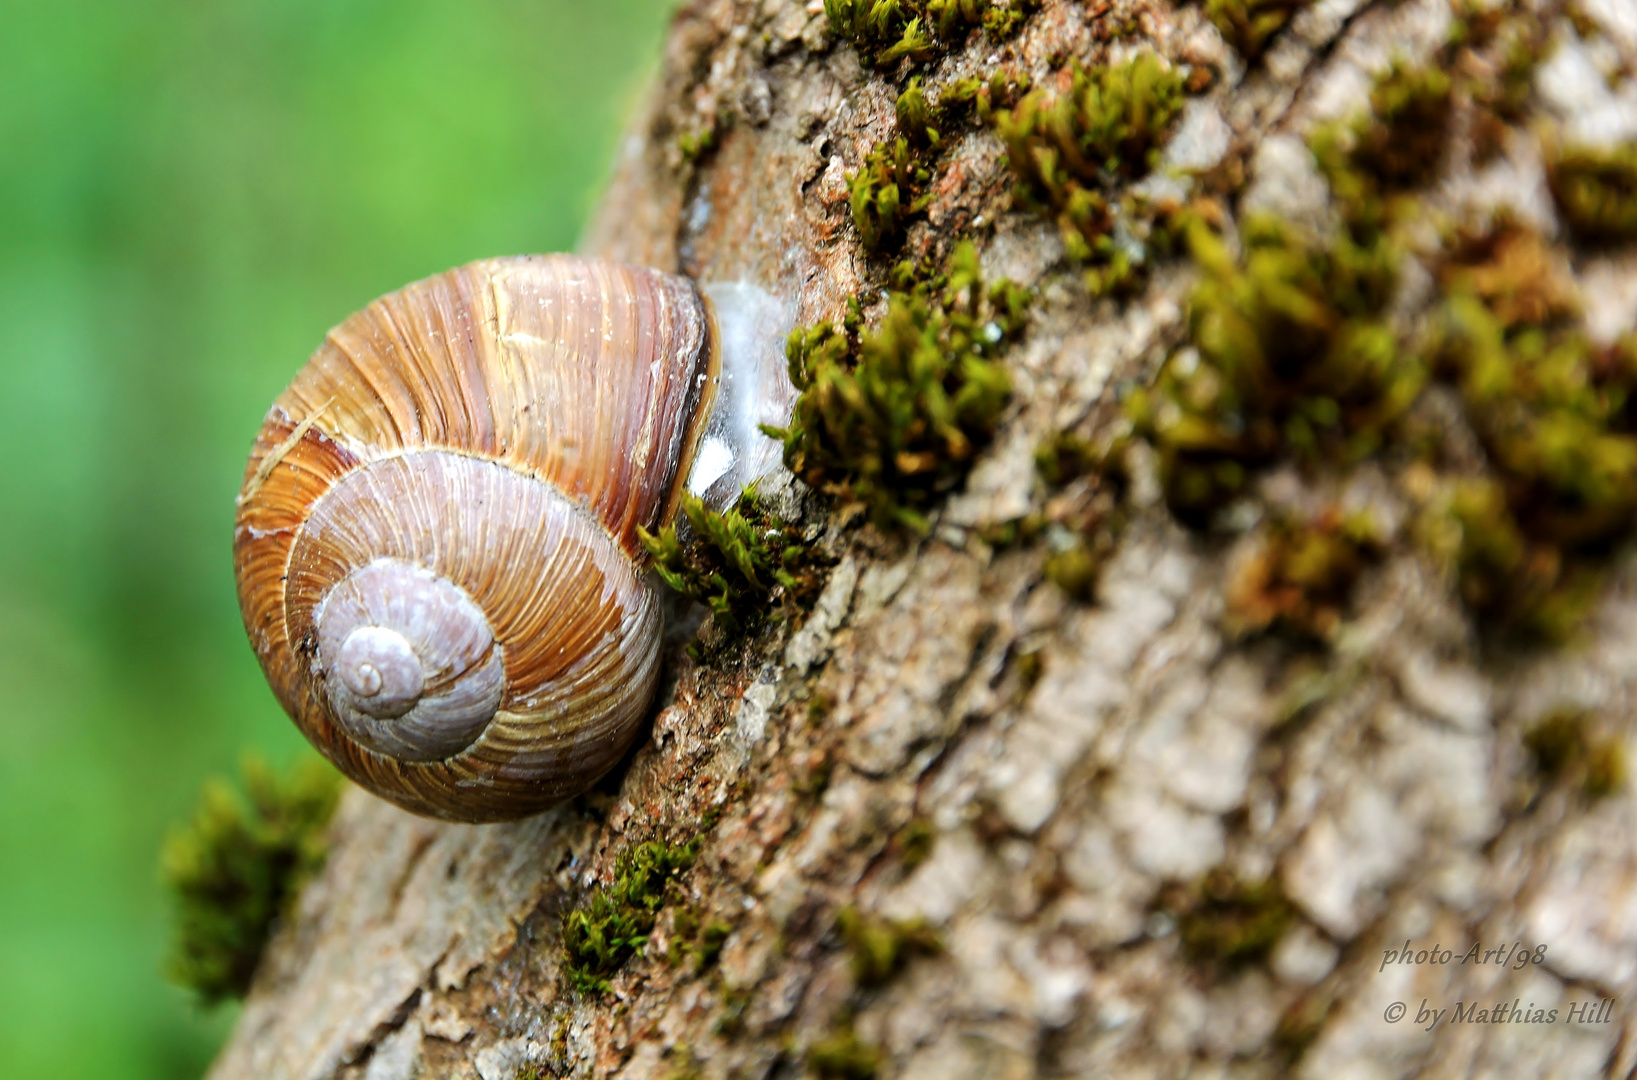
[[234, 255, 792, 821]]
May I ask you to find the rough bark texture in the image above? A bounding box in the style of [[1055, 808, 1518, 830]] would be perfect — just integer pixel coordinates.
[[210, 1, 1637, 1078]]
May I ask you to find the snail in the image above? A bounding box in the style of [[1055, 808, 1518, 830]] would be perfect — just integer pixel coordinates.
[[234, 256, 795, 822]]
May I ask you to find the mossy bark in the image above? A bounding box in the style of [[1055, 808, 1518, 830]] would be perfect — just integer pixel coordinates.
[[209, 1, 1637, 1078]]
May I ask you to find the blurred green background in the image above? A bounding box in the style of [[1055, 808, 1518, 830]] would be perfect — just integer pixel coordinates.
[[0, 1, 675, 1075]]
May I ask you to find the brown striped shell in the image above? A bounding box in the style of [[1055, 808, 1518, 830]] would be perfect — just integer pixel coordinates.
[[234, 256, 718, 821]]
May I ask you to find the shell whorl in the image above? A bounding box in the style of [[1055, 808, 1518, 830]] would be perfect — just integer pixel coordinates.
[[234, 256, 716, 821], [314, 558, 504, 761]]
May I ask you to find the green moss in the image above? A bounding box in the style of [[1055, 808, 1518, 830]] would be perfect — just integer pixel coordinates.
[[824, 0, 1039, 66], [696, 921, 733, 967], [1042, 543, 1104, 601], [1034, 431, 1104, 488], [668, 906, 699, 964], [768, 242, 1028, 533], [639, 486, 826, 637], [807, 1024, 882, 1080], [944, 69, 1032, 124], [668, 908, 732, 971], [856, 71, 1030, 253], [1545, 140, 1637, 244], [1524, 708, 1628, 799], [561, 839, 700, 994], [1587, 739, 1628, 798], [895, 78, 942, 147], [1420, 219, 1637, 638], [1013, 645, 1044, 689], [1527, 709, 1592, 775], [1344, 60, 1454, 192], [992, 54, 1185, 293], [1030, 428, 1132, 600], [1171, 868, 1296, 967], [1203, 0, 1312, 62], [1130, 213, 1411, 526], [1453, 9, 1544, 161], [807, 690, 837, 725], [848, 137, 930, 253], [1304, 58, 1458, 238], [835, 905, 942, 987], [1225, 509, 1382, 639], [978, 0, 1042, 36], [793, 749, 835, 799], [893, 72, 1034, 148], [715, 986, 753, 1036], [893, 817, 935, 869], [161, 755, 341, 1005], [1133, 14, 1637, 646], [1440, 313, 1636, 534], [677, 125, 717, 162]]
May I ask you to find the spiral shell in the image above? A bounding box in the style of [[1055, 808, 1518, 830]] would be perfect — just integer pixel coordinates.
[[234, 256, 717, 821]]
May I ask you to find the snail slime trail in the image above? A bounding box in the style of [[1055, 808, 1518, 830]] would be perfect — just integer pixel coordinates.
[[233, 256, 794, 822], [686, 282, 798, 513]]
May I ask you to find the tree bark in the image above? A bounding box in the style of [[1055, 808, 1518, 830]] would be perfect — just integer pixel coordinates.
[[209, 1, 1637, 1077]]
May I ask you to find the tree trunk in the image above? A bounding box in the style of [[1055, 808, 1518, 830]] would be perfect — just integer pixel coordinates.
[[208, 1, 1637, 1077]]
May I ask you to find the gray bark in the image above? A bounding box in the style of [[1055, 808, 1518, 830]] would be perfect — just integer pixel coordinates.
[[209, 0, 1637, 1077]]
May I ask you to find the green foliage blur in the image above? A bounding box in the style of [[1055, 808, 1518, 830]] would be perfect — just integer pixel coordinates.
[[0, 1, 675, 1075]]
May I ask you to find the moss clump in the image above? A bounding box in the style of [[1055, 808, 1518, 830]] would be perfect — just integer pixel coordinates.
[[1419, 478, 1580, 640], [1203, 0, 1312, 62], [1437, 217, 1579, 329], [715, 986, 753, 1036], [1042, 543, 1104, 601], [894, 71, 1031, 149], [769, 242, 1028, 533], [977, 0, 1042, 36], [1034, 430, 1105, 488], [1422, 218, 1637, 638], [562, 839, 700, 994], [1524, 708, 1628, 800], [640, 487, 826, 637], [677, 125, 717, 163], [1303, 57, 1457, 238], [992, 54, 1186, 293], [1170, 868, 1296, 967], [997, 53, 1185, 181], [807, 1024, 882, 1080], [668, 908, 732, 971], [894, 77, 943, 147], [1129, 213, 1412, 526], [1452, 9, 1545, 163], [1029, 428, 1131, 601], [825, 0, 934, 66], [1343, 60, 1454, 192], [851, 72, 1031, 252], [694, 921, 732, 968], [836, 905, 942, 988], [161, 755, 341, 1005], [1225, 509, 1383, 639], [824, 0, 1039, 66], [892, 817, 935, 869], [848, 138, 930, 253], [1545, 140, 1637, 244]]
